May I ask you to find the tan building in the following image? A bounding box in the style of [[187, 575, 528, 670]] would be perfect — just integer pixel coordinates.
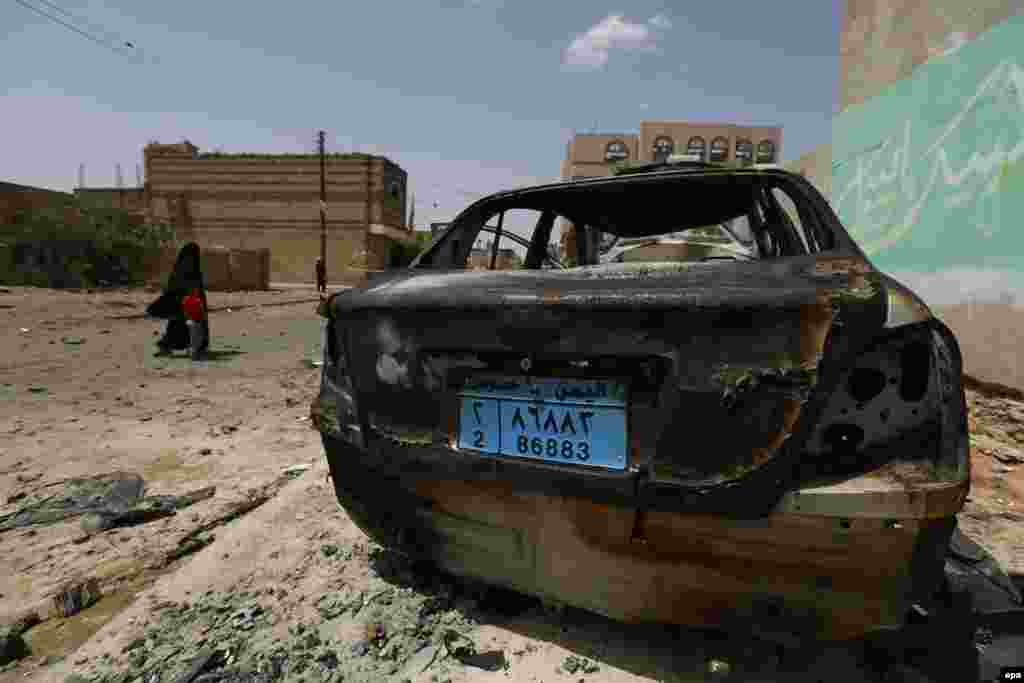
[[144, 141, 414, 285], [563, 121, 783, 180]]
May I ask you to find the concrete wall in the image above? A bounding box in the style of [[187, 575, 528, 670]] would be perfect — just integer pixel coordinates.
[[841, 0, 1024, 109], [832, 4, 1024, 390]]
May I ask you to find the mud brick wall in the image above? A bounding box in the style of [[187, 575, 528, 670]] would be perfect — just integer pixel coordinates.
[[144, 145, 409, 284], [144, 246, 272, 291]]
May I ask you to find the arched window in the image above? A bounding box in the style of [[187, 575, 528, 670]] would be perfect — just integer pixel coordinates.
[[709, 137, 729, 163], [652, 136, 674, 162], [735, 138, 753, 164], [604, 140, 629, 162], [686, 136, 706, 161], [757, 140, 776, 163]]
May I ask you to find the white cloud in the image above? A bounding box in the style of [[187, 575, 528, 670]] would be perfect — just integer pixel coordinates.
[[648, 14, 672, 30], [563, 14, 657, 69]]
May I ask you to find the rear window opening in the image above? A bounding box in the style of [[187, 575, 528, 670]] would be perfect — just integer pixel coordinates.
[[416, 172, 836, 271]]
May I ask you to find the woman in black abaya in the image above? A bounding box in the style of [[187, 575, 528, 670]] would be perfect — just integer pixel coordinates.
[[146, 242, 210, 359]]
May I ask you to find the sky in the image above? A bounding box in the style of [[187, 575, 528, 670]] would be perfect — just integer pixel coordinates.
[[2, 0, 843, 228]]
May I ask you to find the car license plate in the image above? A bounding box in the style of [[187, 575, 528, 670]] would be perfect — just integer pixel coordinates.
[[457, 375, 628, 470]]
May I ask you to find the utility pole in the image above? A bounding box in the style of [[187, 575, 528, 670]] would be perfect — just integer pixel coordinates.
[[318, 130, 327, 272]]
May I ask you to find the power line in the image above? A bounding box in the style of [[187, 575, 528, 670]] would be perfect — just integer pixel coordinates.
[[13, 0, 141, 61]]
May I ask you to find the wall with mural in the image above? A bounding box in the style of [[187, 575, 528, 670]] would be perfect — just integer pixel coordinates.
[[832, 9, 1024, 390]]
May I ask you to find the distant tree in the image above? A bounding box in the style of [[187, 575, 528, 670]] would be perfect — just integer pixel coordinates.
[[0, 197, 175, 287]]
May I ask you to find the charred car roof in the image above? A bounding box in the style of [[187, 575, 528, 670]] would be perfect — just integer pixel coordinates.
[[459, 165, 832, 240]]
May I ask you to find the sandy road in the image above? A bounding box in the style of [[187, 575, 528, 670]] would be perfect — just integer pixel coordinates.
[[0, 285, 1021, 683]]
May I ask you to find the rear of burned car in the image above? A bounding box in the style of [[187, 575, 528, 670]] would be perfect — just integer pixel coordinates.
[[311, 167, 970, 641]]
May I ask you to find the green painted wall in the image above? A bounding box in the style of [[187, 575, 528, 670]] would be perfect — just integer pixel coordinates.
[[831, 11, 1024, 281]]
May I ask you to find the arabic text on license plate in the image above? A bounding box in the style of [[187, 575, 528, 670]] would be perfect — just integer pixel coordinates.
[[456, 377, 628, 470]]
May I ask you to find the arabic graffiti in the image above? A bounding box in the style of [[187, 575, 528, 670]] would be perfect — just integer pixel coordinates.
[[831, 12, 1024, 274]]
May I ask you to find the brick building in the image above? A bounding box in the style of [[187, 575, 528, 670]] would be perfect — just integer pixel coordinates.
[[562, 120, 783, 181], [143, 141, 413, 285]]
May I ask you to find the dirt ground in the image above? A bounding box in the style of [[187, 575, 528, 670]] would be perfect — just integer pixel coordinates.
[[1, 285, 1022, 683]]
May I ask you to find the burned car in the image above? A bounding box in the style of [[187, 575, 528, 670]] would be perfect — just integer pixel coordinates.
[[312, 162, 969, 641]]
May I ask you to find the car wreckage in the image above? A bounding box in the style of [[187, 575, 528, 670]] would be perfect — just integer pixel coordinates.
[[311, 162, 971, 642]]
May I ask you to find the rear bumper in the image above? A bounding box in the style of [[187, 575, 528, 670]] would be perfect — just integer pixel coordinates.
[[320, 432, 963, 641]]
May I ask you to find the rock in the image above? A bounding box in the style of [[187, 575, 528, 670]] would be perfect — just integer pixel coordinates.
[[320, 544, 339, 558], [6, 492, 26, 504], [199, 448, 213, 456], [62, 337, 85, 345]]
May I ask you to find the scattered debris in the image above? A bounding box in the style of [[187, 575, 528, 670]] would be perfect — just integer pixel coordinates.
[[706, 657, 732, 677], [0, 625, 30, 666], [80, 486, 217, 533], [0, 471, 144, 531], [561, 654, 600, 675], [52, 578, 101, 618], [443, 629, 507, 671], [282, 464, 312, 478]]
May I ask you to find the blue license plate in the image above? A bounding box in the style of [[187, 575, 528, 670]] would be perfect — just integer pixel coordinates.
[[456, 376, 628, 470]]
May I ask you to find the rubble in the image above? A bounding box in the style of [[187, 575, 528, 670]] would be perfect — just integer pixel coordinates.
[[0, 624, 30, 666], [53, 578, 102, 618]]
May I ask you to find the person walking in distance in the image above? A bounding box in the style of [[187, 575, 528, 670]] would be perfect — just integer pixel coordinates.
[[316, 257, 326, 295], [146, 242, 211, 360]]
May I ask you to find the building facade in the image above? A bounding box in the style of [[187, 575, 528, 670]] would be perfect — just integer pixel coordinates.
[[143, 141, 413, 284], [562, 121, 783, 181]]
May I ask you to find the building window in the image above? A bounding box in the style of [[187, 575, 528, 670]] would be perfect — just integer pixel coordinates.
[[735, 138, 753, 165], [709, 137, 729, 163], [686, 136, 706, 161], [652, 136, 674, 162], [757, 140, 776, 163], [605, 140, 629, 162]]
